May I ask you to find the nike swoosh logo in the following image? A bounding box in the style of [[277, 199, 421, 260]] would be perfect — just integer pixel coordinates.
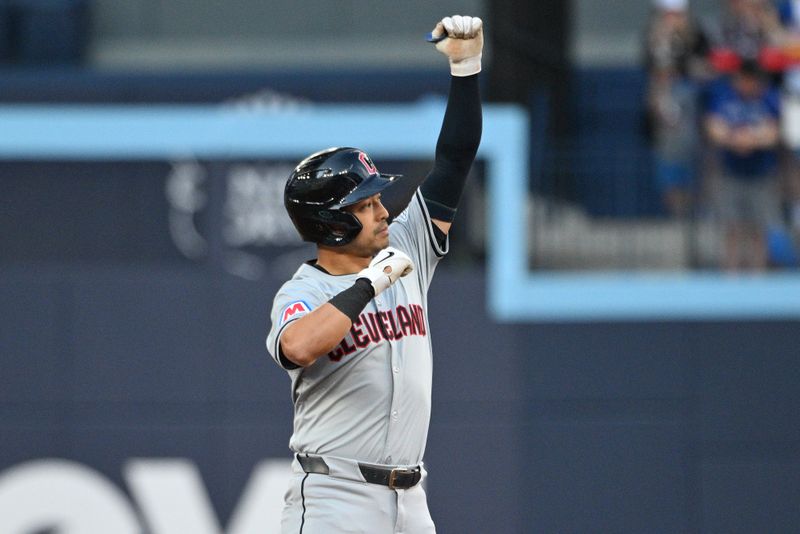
[[374, 251, 395, 265]]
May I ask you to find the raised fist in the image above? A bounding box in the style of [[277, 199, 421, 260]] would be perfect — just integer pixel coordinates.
[[430, 15, 483, 76], [357, 247, 414, 296]]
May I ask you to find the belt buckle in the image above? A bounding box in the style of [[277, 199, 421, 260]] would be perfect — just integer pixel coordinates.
[[388, 467, 415, 489]]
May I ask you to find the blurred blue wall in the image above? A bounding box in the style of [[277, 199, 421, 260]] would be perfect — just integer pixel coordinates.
[[2, 263, 799, 533], [1, 160, 798, 532], [0, 65, 798, 532]]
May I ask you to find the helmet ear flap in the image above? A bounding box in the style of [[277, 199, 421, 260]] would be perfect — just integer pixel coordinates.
[[289, 208, 363, 246], [317, 210, 363, 246]]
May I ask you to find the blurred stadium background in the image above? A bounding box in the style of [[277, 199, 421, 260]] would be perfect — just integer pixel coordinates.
[[1, 0, 799, 532]]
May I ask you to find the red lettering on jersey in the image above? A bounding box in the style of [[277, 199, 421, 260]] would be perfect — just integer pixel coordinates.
[[328, 338, 357, 362], [340, 337, 357, 355], [408, 305, 421, 334], [281, 301, 311, 324], [386, 310, 403, 340], [378, 311, 394, 340], [328, 346, 344, 362], [328, 306, 428, 362], [350, 316, 370, 348], [396, 305, 413, 336], [364, 313, 383, 342], [410, 305, 426, 335], [358, 151, 378, 175]]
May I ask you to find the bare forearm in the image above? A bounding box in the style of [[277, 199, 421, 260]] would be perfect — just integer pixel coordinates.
[[705, 116, 731, 146], [751, 121, 780, 148], [280, 304, 353, 367], [279, 252, 411, 367]]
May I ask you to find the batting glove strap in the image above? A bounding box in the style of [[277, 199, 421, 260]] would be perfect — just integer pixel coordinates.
[[449, 54, 482, 77], [357, 247, 414, 296]]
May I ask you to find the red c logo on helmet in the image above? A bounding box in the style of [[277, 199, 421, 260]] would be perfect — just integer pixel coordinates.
[[358, 152, 378, 175]]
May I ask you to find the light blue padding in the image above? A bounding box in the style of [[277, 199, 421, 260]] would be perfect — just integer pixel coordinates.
[[1, 104, 798, 320], [492, 272, 800, 321], [0, 104, 450, 159]]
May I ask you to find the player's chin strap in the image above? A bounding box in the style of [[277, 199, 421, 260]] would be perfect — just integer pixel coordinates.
[[297, 454, 422, 490]]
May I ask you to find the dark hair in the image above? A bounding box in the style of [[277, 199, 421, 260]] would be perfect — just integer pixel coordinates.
[[738, 58, 765, 79]]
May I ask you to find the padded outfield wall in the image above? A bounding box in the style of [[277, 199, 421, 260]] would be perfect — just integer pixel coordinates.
[[0, 89, 798, 532], [2, 264, 799, 533]]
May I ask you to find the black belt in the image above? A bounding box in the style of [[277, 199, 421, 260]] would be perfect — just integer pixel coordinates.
[[296, 454, 422, 490]]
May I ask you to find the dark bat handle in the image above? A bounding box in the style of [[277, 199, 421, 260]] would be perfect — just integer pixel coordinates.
[[425, 32, 447, 44]]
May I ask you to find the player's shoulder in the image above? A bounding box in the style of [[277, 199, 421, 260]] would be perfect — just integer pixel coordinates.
[[391, 201, 412, 225], [390, 189, 426, 227], [274, 261, 361, 304], [274, 263, 324, 298]]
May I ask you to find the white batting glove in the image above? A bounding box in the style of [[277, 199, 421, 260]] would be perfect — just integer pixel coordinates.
[[357, 247, 414, 296], [430, 15, 484, 77]]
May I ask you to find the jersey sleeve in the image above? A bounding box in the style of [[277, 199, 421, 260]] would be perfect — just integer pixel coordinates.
[[266, 280, 327, 370], [389, 188, 449, 291]]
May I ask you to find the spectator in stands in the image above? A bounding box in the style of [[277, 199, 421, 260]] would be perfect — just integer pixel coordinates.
[[644, 0, 710, 217], [705, 59, 782, 270], [775, 0, 800, 238]]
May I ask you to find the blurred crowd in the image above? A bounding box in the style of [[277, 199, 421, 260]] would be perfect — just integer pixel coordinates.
[[644, 0, 800, 270]]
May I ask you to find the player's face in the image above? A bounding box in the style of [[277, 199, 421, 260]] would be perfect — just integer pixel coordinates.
[[734, 73, 763, 99], [344, 194, 390, 257]]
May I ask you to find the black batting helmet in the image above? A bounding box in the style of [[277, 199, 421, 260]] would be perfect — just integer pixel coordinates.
[[284, 147, 402, 246]]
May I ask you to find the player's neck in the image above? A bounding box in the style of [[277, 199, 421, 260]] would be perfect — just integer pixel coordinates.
[[316, 247, 371, 275]]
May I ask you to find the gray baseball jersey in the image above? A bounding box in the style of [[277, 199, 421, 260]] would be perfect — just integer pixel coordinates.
[[267, 189, 447, 467]]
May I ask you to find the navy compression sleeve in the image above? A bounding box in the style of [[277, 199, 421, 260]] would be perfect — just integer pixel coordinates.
[[420, 73, 482, 222]]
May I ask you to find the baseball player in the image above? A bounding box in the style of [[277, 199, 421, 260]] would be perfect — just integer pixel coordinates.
[[266, 15, 483, 534]]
